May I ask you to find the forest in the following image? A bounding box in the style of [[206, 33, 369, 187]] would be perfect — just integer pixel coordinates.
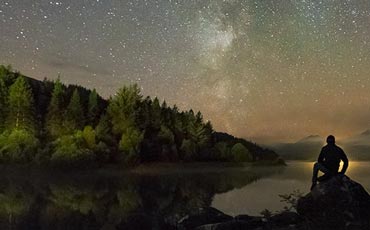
[[0, 65, 281, 167]]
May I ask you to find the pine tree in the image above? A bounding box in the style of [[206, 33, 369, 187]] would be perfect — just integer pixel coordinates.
[[151, 97, 161, 130], [107, 84, 142, 136], [46, 78, 65, 137], [65, 88, 84, 131], [0, 65, 16, 86], [96, 114, 112, 142], [6, 77, 35, 133], [119, 126, 143, 160], [0, 77, 8, 131], [87, 89, 99, 126]]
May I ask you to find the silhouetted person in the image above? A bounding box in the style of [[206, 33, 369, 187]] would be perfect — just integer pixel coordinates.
[[311, 135, 348, 190]]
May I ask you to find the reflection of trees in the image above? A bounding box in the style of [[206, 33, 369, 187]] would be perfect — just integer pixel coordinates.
[[116, 188, 142, 214], [137, 167, 284, 223], [0, 185, 34, 229], [40, 184, 106, 230], [0, 166, 284, 229], [49, 185, 104, 215], [103, 185, 142, 229]]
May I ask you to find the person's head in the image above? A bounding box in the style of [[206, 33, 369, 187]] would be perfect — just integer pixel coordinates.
[[326, 135, 335, 145]]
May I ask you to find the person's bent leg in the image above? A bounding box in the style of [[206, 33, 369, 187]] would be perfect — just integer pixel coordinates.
[[316, 163, 334, 182], [312, 162, 332, 190], [313, 162, 325, 183], [316, 163, 331, 175], [311, 162, 320, 190]]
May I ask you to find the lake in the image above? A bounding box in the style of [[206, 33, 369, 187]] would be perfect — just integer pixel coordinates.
[[0, 161, 368, 229]]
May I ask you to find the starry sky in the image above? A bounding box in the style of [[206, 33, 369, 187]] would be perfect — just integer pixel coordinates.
[[1, 0, 370, 143]]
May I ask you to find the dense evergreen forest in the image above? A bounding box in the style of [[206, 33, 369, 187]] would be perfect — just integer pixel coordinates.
[[0, 65, 281, 167]]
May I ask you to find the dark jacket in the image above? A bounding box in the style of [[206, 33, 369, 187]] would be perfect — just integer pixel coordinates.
[[318, 144, 348, 174]]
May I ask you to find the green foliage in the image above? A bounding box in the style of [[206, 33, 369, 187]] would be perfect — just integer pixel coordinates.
[[95, 141, 111, 163], [0, 77, 7, 131], [96, 114, 114, 144], [0, 65, 17, 86], [51, 131, 95, 165], [189, 122, 212, 149], [180, 139, 197, 161], [88, 89, 99, 126], [119, 126, 143, 163], [0, 129, 39, 162], [150, 97, 161, 130], [158, 125, 174, 145], [94, 115, 115, 162], [260, 209, 273, 218], [215, 141, 231, 160], [231, 143, 252, 162], [46, 78, 66, 137], [6, 77, 36, 133], [107, 84, 142, 136], [65, 89, 84, 131], [279, 190, 303, 212], [82, 126, 96, 149]]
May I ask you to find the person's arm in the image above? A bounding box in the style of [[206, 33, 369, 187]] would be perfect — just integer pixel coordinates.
[[340, 149, 348, 174], [318, 148, 325, 163]]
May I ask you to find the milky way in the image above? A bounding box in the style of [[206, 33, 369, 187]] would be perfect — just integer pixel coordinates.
[[1, 0, 370, 143]]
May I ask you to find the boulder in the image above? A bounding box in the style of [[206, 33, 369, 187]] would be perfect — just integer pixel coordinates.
[[194, 220, 262, 230], [268, 211, 301, 227], [194, 213, 301, 230], [297, 174, 370, 229], [177, 207, 233, 230]]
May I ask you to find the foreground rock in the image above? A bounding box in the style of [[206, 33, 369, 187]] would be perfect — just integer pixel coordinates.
[[177, 208, 302, 230], [297, 174, 370, 229], [177, 207, 233, 230]]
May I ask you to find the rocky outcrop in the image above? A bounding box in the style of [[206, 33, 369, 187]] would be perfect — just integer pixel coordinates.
[[177, 209, 302, 230], [177, 207, 233, 230], [297, 174, 370, 229]]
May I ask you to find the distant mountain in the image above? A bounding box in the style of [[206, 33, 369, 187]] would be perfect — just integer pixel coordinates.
[[361, 129, 370, 135], [343, 129, 370, 145], [269, 135, 324, 161], [270, 130, 370, 161], [297, 135, 322, 143], [341, 130, 370, 160]]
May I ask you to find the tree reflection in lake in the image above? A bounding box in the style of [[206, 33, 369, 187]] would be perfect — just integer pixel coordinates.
[[0, 165, 284, 230]]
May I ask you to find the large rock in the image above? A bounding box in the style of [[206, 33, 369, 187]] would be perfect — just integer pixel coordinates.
[[182, 211, 301, 230], [297, 174, 370, 229], [268, 211, 302, 227], [194, 213, 303, 230], [194, 219, 263, 230], [177, 207, 233, 230]]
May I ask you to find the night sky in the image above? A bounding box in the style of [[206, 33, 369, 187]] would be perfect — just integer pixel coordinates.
[[1, 0, 370, 143]]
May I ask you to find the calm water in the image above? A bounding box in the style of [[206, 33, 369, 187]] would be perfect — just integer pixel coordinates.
[[0, 161, 368, 229]]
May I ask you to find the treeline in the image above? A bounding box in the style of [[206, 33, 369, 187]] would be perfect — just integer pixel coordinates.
[[0, 65, 281, 166]]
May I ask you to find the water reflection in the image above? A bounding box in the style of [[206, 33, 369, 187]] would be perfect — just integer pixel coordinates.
[[0, 165, 284, 230], [212, 161, 370, 216]]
